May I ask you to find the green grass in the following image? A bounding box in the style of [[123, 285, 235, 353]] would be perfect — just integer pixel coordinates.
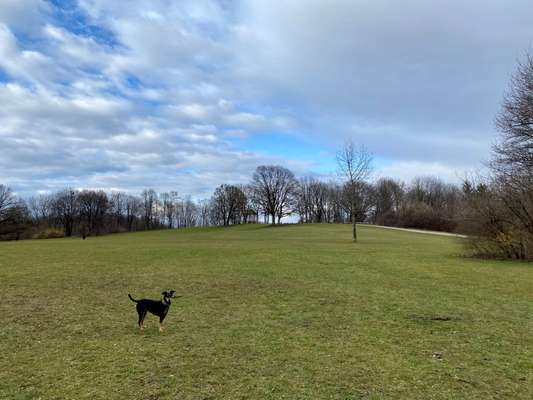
[[1, 224, 531, 399]]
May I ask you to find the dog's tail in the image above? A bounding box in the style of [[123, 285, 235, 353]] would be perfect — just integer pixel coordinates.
[[128, 294, 138, 303]]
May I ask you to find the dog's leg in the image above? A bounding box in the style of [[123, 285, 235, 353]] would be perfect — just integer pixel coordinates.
[[159, 316, 166, 332], [138, 309, 147, 331]]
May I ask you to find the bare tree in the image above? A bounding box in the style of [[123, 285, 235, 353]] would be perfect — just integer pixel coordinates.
[[324, 183, 342, 223], [125, 194, 141, 232], [336, 141, 373, 241], [211, 185, 247, 226], [52, 189, 79, 237], [183, 197, 198, 227], [309, 180, 330, 223], [161, 191, 178, 228], [243, 184, 259, 224], [0, 185, 29, 239], [494, 53, 533, 176], [78, 190, 109, 237], [296, 177, 313, 223], [251, 165, 297, 225], [372, 178, 404, 225], [141, 189, 158, 229], [197, 199, 210, 226], [458, 53, 533, 259], [0, 185, 17, 226], [109, 192, 126, 232]]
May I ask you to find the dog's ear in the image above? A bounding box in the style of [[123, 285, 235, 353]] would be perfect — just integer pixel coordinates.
[[161, 291, 168, 297]]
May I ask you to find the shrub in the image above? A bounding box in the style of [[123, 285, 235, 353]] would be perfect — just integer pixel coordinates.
[[35, 228, 65, 240]]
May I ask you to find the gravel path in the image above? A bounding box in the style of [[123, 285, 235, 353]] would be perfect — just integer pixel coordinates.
[[366, 224, 467, 238]]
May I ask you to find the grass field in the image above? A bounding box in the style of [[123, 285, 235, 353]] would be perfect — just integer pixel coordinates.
[[1, 224, 532, 399]]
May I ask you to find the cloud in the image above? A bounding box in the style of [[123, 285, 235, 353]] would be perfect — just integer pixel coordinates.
[[232, 0, 533, 162], [376, 161, 465, 184], [1, 0, 532, 197], [0, 0, 51, 35]]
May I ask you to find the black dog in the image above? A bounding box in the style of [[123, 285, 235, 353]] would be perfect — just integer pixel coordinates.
[[128, 290, 177, 332]]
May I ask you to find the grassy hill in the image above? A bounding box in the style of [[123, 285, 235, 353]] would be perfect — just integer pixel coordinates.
[[1, 224, 531, 399]]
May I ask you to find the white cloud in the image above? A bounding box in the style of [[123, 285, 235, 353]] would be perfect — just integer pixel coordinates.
[[376, 161, 468, 184], [0, 24, 54, 82], [0, 0, 50, 35], [1, 0, 532, 197]]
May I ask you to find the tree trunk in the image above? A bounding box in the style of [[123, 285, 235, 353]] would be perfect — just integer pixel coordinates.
[[352, 202, 357, 241]]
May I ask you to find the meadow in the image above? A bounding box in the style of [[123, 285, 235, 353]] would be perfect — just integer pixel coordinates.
[[0, 224, 531, 399]]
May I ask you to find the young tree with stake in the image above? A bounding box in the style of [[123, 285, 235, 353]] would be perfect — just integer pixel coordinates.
[[336, 141, 373, 241]]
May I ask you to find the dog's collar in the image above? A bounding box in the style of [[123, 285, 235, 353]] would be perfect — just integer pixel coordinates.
[[162, 298, 171, 306]]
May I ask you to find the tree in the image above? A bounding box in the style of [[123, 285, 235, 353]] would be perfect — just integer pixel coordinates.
[[212, 185, 247, 226], [0, 185, 16, 226], [0, 185, 30, 240], [125, 194, 141, 232], [141, 189, 157, 229], [494, 53, 533, 176], [27, 194, 53, 227], [251, 165, 297, 225], [161, 191, 178, 228], [197, 199, 210, 227], [243, 184, 259, 224], [336, 141, 372, 241], [295, 177, 313, 223], [182, 197, 198, 227], [460, 53, 533, 259], [309, 180, 330, 223], [109, 192, 126, 232], [341, 181, 375, 224], [372, 178, 404, 225], [78, 190, 108, 236], [52, 189, 79, 237]]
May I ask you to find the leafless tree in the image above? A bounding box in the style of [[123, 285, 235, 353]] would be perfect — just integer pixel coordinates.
[[182, 197, 198, 227], [494, 53, 533, 176], [242, 184, 259, 223], [211, 184, 247, 226], [309, 180, 330, 222], [251, 165, 297, 224], [0, 185, 17, 225], [52, 189, 79, 237], [109, 192, 126, 232], [336, 141, 373, 240], [372, 178, 404, 225], [296, 177, 313, 223], [161, 191, 178, 228], [125, 194, 141, 232], [197, 199, 210, 227], [341, 181, 375, 224], [78, 190, 109, 236], [0, 185, 29, 239], [326, 182, 348, 223], [141, 189, 158, 229], [459, 53, 533, 259]]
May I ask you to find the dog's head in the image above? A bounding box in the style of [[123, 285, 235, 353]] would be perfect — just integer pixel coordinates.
[[161, 290, 176, 301]]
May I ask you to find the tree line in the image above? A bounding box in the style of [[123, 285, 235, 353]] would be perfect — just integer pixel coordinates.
[[0, 161, 529, 260], [0, 171, 467, 240], [1, 54, 531, 259]]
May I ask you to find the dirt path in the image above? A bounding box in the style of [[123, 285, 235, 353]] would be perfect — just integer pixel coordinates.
[[366, 224, 467, 238]]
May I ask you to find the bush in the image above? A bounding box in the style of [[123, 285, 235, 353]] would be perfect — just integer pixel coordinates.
[[458, 179, 533, 260], [34, 228, 65, 240], [397, 202, 457, 232]]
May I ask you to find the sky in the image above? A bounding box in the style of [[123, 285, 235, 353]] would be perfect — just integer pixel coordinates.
[[1, 0, 532, 198]]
